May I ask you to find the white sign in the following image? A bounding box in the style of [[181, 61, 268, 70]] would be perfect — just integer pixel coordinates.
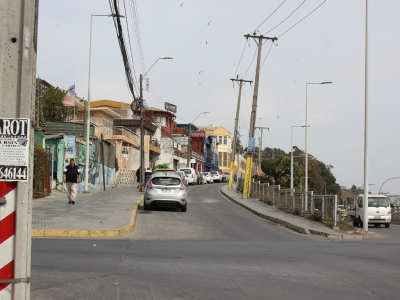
[[173, 136, 189, 146], [0, 118, 30, 182]]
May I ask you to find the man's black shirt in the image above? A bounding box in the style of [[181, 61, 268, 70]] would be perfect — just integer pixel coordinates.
[[64, 165, 81, 183]]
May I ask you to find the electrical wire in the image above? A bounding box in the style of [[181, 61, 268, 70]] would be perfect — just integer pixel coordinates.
[[252, 41, 274, 81], [244, 46, 258, 78], [278, 0, 327, 37], [232, 40, 247, 79], [109, 0, 138, 99], [263, 0, 306, 35], [251, 0, 287, 33]]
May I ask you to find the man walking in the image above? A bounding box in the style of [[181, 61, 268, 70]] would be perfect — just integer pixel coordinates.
[[63, 158, 81, 204], [136, 167, 141, 189]]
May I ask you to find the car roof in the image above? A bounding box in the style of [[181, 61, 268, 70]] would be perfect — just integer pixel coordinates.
[[151, 173, 181, 178]]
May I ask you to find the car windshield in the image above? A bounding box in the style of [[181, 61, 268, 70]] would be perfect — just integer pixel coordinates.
[[152, 177, 181, 186], [368, 197, 389, 207], [181, 169, 191, 175], [210, 172, 218, 175]]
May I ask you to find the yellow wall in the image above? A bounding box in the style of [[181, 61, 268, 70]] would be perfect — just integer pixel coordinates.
[[206, 126, 232, 171]]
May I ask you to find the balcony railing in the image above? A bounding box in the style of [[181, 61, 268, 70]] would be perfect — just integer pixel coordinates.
[[112, 126, 140, 145]]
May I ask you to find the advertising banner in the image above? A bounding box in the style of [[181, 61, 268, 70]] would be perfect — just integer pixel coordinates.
[[247, 137, 256, 153], [0, 118, 30, 181], [212, 137, 216, 152], [66, 135, 75, 159]]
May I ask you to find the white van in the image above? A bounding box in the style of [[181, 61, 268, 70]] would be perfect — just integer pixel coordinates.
[[180, 168, 198, 185], [350, 194, 392, 228]]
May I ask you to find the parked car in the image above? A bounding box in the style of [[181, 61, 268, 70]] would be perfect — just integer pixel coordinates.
[[210, 171, 222, 183], [224, 172, 230, 182], [144, 174, 187, 212], [177, 171, 189, 188], [179, 168, 198, 185], [195, 170, 206, 185], [349, 194, 391, 228], [198, 171, 207, 185], [201, 172, 214, 184]]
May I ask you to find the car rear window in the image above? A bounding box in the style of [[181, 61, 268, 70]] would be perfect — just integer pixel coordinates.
[[210, 172, 218, 175], [152, 177, 181, 186], [181, 169, 192, 175]]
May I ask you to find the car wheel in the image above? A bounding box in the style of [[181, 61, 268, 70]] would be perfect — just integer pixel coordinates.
[[181, 205, 187, 212], [358, 217, 363, 228], [385, 223, 390, 228]]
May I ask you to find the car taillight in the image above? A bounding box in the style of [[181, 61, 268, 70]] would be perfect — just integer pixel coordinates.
[[180, 182, 185, 190], [147, 181, 152, 189], [192, 174, 193, 178]]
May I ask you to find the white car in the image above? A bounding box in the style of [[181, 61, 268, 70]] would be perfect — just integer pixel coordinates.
[[179, 168, 198, 185], [210, 171, 221, 183], [201, 172, 214, 184]]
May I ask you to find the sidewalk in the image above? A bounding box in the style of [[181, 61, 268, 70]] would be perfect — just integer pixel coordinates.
[[221, 184, 377, 241], [32, 185, 142, 238]]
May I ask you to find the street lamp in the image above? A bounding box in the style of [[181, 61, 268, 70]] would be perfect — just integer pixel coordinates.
[[304, 81, 332, 203], [290, 125, 308, 191], [379, 177, 400, 194], [187, 112, 209, 168], [142, 57, 173, 79], [84, 13, 124, 193]]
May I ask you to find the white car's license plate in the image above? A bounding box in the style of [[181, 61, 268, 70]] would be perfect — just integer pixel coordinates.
[[160, 189, 170, 193], [374, 216, 382, 219]]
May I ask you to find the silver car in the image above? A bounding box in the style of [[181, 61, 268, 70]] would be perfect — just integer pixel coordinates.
[[144, 174, 187, 212]]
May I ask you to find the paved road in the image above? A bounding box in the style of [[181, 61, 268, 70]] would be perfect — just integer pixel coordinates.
[[31, 183, 400, 300]]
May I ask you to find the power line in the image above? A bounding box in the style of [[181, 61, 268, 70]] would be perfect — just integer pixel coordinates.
[[251, 0, 287, 33], [244, 46, 258, 78], [232, 40, 247, 78], [263, 0, 306, 35], [278, 0, 328, 37], [252, 41, 274, 80]]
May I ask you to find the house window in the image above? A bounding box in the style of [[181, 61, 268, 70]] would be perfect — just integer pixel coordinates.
[[224, 136, 227, 145], [161, 116, 167, 127], [154, 116, 161, 123], [218, 152, 222, 166], [218, 136, 222, 144]]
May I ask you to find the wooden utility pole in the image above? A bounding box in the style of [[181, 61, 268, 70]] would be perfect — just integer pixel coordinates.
[[243, 34, 277, 198], [139, 74, 145, 192], [228, 78, 252, 188], [255, 127, 268, 176]]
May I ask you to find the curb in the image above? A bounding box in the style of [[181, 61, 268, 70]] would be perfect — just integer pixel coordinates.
[[220, 187, 378, 240], [32, 198, 142, 238]]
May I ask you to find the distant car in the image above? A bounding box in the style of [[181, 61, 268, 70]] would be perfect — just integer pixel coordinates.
[[154, 169, 177, 175], [210, 171, 222, 183], [224, 172, 230, 182], [144, 174, 187, 212], [179, 168, 197, 185], [201, 172, 214, 184], [177, 171, 189, 188]]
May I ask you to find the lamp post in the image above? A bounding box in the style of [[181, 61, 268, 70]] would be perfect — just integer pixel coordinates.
[[138, 57, 173, 191], [290, 125, 308, 191], [379, 177, 400, 194], [187, 112, 209, 168], [304, 82, 332, 203], [84, 13, 124, 193]]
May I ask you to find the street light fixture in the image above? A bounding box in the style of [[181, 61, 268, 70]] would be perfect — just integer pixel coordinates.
[[84, 13, 125, 193], [187, 112, 209, 168], [142, 57, 174, 79], [304, 81, 332, 204]]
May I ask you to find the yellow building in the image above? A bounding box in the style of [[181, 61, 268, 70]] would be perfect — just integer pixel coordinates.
[[203, 126, 232, 172]]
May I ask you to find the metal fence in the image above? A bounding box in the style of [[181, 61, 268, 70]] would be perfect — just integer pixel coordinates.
[[33, 147, 53, 198], [234, 178, 337, 224]]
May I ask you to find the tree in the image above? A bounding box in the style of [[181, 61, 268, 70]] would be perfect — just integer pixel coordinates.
[[40, 86, 73, 126]]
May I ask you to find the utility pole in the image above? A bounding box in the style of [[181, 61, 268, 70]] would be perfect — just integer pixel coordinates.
[[187, 124, 192, 167], [243, 34, 277, 198], [1, 1, 38, 299], [255, 127, 268, 176], [139, 74, 145, 192], [228, 78, 252, 188]]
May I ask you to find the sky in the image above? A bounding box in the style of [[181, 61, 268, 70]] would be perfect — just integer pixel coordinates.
[[36, 0, 400, 195]]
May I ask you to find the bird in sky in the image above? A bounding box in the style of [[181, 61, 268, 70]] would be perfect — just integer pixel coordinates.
[[199, 83, 202, 85], [207, 21, 211, 25], [233, 64, 236, 66], [206, 41, 208, 44], [181, 3, 183, 7], [199, 71, 203, 74]]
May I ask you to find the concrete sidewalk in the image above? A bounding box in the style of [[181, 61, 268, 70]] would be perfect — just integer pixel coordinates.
[[221, 184, 377, 240], [32, 185, 142, 238]]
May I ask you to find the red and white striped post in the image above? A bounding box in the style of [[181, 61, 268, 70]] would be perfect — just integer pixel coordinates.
[[0, 182, 17, 299], [1, 1, 38, 299]]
